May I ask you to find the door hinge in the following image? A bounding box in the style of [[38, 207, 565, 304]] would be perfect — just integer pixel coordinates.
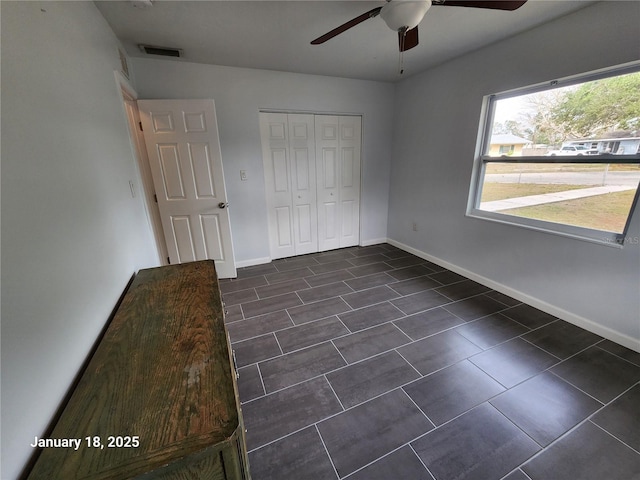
[[167, 257, 171, 264], [154, 194, 158, 203], [138, 121, 143, 132]]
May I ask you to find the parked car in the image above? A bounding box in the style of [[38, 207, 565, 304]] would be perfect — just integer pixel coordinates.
[[546, 145, 592, 156]]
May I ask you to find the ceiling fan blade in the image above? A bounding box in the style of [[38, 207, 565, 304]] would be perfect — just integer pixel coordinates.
[[311, 6, 383, 45], [399, 26, 419, 52], [432, 0, 527, 11]]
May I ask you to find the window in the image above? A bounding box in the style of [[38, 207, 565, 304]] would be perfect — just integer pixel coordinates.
[[468, 64, 640, 246], [499, 144, 515, 155]]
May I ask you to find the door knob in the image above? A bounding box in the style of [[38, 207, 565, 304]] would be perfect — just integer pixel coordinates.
[[218, 202, 229, 209]]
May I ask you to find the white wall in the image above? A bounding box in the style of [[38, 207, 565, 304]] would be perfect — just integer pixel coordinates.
[[130, 57, 396, 264], [1, 3, 159, 478], [388, 1, 640, 349]]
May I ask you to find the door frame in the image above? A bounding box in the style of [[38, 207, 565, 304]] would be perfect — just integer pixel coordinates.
[[115, 71, 169, 264]]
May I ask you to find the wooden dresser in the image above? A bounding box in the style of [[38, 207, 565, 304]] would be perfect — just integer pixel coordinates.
[[27, 261, 250, 480]]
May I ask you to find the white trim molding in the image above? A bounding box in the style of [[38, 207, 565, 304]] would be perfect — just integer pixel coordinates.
[[360, 237, 389, 247], [388, 238, 640, 352], [235, 257, 273, 269]]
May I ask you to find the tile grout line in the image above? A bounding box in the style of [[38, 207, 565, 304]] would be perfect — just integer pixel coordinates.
[[499, 467, 533, 480], [232, 299, 400, 346], [247, 382, 434, 455], [496, 377, 640, 474], [246, 390, 352, 455], [489, 401, 547, 450], [237, 265, 499, 323], [297, 280, 356, 303], [330, 339, 350, 365], [314, 424, 341, 480], [586, 379, 640, 424], [499, 311, 557, 331], [399, 386, 436, 428], [255, 279, 312, 300], [472, 335, 605, 396], [323, 374, 347, 412], [388, 321, 414, 343], [249, 359, 534, 454], [233, 321, 351, 365], [395, 348, 424, 378], [328, 391, 501, 480], [450, 313, 541, 353], [594, 340, 640, 368], [271, 332, 285, 356], [508, 410, 605, 470], [339, 443, 420, 479], [242, 346, 427, 405], [408, 443, 437, 480], [589, 413, 640, 455], [546, 369, 607, 405], [238, 305, 561, 406], [255, 362, 267, 399], [237, 309, 611, 413], [334, 311, 353, 334]]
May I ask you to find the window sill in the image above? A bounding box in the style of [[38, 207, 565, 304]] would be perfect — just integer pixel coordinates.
[[466, 208, 629, 248]]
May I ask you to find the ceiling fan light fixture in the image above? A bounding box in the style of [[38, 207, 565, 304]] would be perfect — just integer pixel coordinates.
[[380, 0, 431, 31]]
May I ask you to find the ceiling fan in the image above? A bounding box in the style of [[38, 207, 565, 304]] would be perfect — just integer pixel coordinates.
[[311, 0, 527, 52]]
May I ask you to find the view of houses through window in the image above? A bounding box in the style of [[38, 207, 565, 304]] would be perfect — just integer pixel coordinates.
[[474, 68, 640, 241]]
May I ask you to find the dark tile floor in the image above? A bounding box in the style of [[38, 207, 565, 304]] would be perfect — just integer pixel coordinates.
[[220, 244, 640, 480]]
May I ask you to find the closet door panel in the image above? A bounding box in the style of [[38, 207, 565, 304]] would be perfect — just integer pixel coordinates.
[[260, 113, 295, 259], [339, 116, 361, 247], [316, 116, 341, 251], [289, 115, 317, 255], [316, 115, 361, 251]]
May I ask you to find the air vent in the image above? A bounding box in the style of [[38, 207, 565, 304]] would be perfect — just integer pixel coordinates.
[[138, 44, 183, 57]]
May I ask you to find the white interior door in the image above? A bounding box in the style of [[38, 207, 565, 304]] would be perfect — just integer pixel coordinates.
[[260, 113, 317, 259], [316, 115, 361, 251], [138, 99, 236, 278]]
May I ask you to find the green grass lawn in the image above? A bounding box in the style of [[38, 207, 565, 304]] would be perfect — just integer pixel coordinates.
[[485, 163, 640, 174], [499, 189, 636, 233], [480, 183, 591, 202]]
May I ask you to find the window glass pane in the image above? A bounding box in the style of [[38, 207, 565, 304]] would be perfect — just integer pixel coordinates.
[[488, 71, 640, 157], [479, 162, 640, 234]]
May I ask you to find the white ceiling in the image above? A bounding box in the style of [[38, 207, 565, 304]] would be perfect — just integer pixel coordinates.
[[95, 0, 596, 83]]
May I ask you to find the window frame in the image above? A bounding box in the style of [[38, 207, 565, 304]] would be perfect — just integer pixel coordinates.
[[498, 144, 515, 155], [467, 62, 640, 247]]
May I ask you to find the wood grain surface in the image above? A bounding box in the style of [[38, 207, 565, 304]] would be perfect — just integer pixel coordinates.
[[28, 261, 246, 479]]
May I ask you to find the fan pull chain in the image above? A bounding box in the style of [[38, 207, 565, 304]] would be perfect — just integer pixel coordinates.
[[398, 27, 406, 75]]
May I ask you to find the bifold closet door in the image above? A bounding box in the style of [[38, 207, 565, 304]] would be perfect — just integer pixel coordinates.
[[260, 113, 317, 259], [315, 115, 361, 251], [261, 113, 361, 260]]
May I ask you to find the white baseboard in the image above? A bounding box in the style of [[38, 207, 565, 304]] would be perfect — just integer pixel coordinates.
[[234, 240, 390, 268], [235, 256, 272, 269], [387, 238, 640, 353], [235, 239, 391, 268], [360, 237, 389, 247]]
